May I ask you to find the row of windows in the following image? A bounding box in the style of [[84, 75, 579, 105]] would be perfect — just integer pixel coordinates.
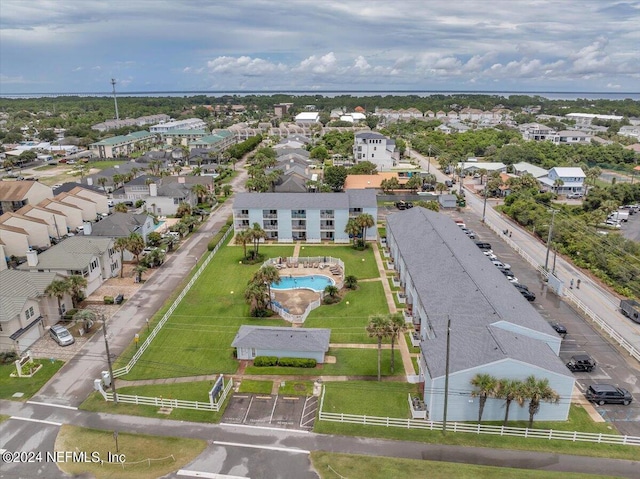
[[25, 306, 35, 321]]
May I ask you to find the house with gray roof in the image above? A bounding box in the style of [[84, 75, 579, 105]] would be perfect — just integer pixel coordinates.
[[386, 208, 574, 422], [232, 325, 330, 363], [512, 162, 549, 179], [233, 190, 377, 243], [353, 132, 397, 171], [89, 131, 156, 159], [538, 167, 586, 195], [18, 236, 120, 296], [0, 270, 72, 353], [86, 212, 155, 242]]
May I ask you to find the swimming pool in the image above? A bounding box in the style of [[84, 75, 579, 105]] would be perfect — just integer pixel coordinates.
[[271, 275, 335, 292], [153, 220, 166, 231]]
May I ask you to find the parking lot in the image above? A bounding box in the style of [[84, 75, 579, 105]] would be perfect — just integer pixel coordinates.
[[222, 393, 318, 430]]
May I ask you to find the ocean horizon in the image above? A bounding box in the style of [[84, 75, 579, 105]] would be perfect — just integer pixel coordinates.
[[1, 90, 639, 101]]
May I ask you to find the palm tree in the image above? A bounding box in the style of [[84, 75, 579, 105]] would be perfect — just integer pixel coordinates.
[[235, 229, 251, 259], [435, 182, 448, 194], [324, 285, 339, 297], [244, 281, 268, 316], [249, 222, 266, 258], [127, 232, 145, 263], [344, 218, 360, 247], [222, 184, 232, 197], [585, 166, 601, 195], [344, 275, 358, 289], [133, 264, 148, 283], [388, 312, 406, 373], [522, 375, 560, 428], [252, 265, 280, 306], [114, 237, 129, 278], [366, 314, 392, 381], [66, 275, 88, 308], [495, 379, 526, 426], [476, 168, 488, 185], [45, 279, 70, 317], [553, 178, 564, 195], [114, 203, 128, 213], [191, 184, 208, 205], [470, 373, 499, 423], [355, 213, 375, 247], [97, 177, 108, 192]]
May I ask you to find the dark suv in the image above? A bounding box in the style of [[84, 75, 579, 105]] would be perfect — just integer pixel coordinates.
[[566, 354, 596, 372], [585, 384, 632, 406]]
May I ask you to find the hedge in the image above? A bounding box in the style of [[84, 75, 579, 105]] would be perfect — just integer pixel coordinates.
[[253, 356, 317, 368]]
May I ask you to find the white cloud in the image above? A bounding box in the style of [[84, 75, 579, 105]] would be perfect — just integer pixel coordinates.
[[294, 52, 338, 75], [207, 56, 285, 76]]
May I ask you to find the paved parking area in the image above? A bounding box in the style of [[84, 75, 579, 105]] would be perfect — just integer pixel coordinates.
[[222, 393, 318, 430]]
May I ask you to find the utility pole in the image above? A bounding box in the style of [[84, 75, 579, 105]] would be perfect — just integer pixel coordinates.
[[482, 186, 488, 223], [111, 78, 120, 121], [427, 145, 432, 174], [442, 316, 451, 434], [102, 315, 118, 403], [544, 209, 558, 272]]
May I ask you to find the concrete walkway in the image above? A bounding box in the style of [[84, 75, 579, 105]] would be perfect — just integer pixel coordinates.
[[293, 241, 302, 258]]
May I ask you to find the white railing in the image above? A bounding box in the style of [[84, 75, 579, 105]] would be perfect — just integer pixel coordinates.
[[112, 226, 233, 377], [271, 295, 323, 324], [104, 377, 233, 412], [484, 218, 640, 363]]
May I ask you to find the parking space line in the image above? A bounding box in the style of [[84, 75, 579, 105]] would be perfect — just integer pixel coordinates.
[[242, 395, 254, 424], [213, 441, 310, 454], [26, 400, 77, 410], [219, 423, 309, 433], [177, 470, 249, 478], [10, 416, 62, 427], [269, 395, 278, 424]]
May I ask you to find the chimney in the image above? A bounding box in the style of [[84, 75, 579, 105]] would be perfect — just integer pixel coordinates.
[[87, 177, 93, 186], [26, 250, 38, 267], [83, 222, 92, 235], [149, 183, 158, 197]]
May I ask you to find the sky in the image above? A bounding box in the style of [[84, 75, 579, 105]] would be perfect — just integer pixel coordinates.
[[1, 0, 639, 94]]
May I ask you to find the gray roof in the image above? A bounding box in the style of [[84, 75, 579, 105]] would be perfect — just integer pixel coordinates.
[[513, 162, 548, 178], [386, 208, 569, 379], [18, 236, 113, 271], [232, 325, 330, 352], [0, 270, 60, 322], [355, 132, 386, 140], [233, 189, 377, 210], [53, 182, 103, 195], [157, 182, 191, 197], [89, 212, 150, 237]]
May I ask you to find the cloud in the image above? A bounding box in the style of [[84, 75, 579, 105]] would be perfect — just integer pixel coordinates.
[[207, 56, 285, 76], [294, 52, 338, 75]]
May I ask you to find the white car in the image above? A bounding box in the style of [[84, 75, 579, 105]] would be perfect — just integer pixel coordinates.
[[491, 260, 511, 270], [484, 251, 498, 260]]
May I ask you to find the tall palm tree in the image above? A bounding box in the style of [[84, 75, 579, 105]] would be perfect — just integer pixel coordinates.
[[388, 312, 406, 373], [114, 237, 129, 278], [252, 265, 280, 306], [97, 177, 108, 192], [45, 279, 70, 317], [435, 182, 448, 194], [553, 178, 564, 195], [366, 314, 392, 381], [495, 379, 526, 426], [344, 218, 360, 247], [133, 263, 148, 283], [244, 281, 268, 315], [249, 222, 266, 257], [127, 232, 145, 263], [355, 213, 375, 247], [522, 375, 560, 428], [470, 373, 499, 423], [235, 229, 250, 258], [191, 184, 208, 205], [222, 184, 232, 197], [66, 275, 88, 308]]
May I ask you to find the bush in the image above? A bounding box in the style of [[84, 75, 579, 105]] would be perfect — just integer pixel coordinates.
[[278, 357, 316, 368], [63, 308, 78, 320], [254, 356, 278, 367], [103, 296, 114, 304], [0, 351, 19, 364]]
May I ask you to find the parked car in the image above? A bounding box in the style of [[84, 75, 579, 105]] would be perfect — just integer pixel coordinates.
[[585, 384, 632, 406], [484, 251, 498, 260], [567, 193, 584, 199], [619, 299, 640, 323], [512, 283, 529, 291], [114, 293, 124, 305], [566, 354, 596, 372], [491, 260, 511, 270], [445, 180, 453, 188], [549, 321, 567, 337], [497, 267, 518, 283], [395, 200, 414, 210], [518, 289, 536, 301], [50, 324, 75, 346]]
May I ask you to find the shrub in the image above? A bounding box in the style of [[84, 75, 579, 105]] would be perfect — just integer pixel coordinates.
[[63, 309, 78, 320], [254, 356, 278, 367], [278, 357, 316, 368], [103, 296, 114, 304], [0, 351, 19, 364]]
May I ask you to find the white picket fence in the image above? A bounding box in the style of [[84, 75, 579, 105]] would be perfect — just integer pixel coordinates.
[[318, 388, 640, 446], [104, 377, 233, 412], [112, 226, 233, 378], [485, 218, 640, 363]]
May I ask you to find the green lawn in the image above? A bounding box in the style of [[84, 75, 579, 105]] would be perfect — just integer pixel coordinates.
[[310, 452, 619, 479], [279, 380, 314, 396], [305, 281, 390, 343], [300, 245, 380, 279], [320, 381, 417, 417], [0, 360, 65, 400], [237, 379, 273, 394]]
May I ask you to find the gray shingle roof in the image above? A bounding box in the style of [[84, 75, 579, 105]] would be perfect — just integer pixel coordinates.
[[233, 190, 377, 210], [17, 236, 113, 271], [0, 270, 60, 322], [89, 212, 150, 237], [387, 207, 569, 378], [232, 326, 330, 352], [355, 132, 386, 140]]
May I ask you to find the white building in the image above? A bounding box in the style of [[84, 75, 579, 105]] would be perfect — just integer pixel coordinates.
[[353, 132, 397, 171], [294, 112, 320, 125], [149, 118, 207, 134], [565, 113, 623, 126], [538, 167, 586, 195]]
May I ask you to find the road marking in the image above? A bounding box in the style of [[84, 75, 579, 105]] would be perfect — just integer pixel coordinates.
[[241, 395, 254, 424], [177, 470, 249, 479], [219, 423, 309, 434], [269, 395, 278, 423], [213, 441, 310, 454], [27, 400, 78, 410], [10, 416, 62, 426]]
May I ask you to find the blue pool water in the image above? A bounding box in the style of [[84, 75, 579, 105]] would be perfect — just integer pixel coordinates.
[[153, 220, 166, 231], [272, 275, 335, 292]]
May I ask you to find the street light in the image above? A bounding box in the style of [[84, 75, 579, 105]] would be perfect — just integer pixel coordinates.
[[544, 209, 558, 272]]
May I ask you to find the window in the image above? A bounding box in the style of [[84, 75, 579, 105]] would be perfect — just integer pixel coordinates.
[[25, 306, 35, 320]]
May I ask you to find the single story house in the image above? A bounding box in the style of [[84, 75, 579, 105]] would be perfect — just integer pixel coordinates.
[[232, 326, 330, 363]]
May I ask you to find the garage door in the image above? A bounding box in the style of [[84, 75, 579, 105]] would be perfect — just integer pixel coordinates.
[[14, 319, 43, 354]]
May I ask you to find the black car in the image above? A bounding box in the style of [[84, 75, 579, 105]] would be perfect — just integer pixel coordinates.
[[445, 180, 453, 188], [513, 283, 529, 291], [585, 384, 633, 406], [395, 201, 413, 210], [475, 241, 492, 251], [550, 321, 567, 337], [518, 289, 536, 301], [566, 354, 596, 372]]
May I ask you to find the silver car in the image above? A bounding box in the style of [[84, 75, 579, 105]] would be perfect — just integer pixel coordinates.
[[50, 325, 75, 346]]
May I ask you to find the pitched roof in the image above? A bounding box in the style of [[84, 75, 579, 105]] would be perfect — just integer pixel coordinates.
[[233, 190, 377, 210], [232, 326, 330, 352], [355, 132, 386, 140], [513, 162, 549, 178], [0, 270, 61, 322], [54, 182, 103, 195], [0, 181, 44, 201], [0, 211, 48, 226], [386, 208, 568, 379], [550, 167, 586, 177], [18, 236, 113, 271], [89, 212, 150, 237]]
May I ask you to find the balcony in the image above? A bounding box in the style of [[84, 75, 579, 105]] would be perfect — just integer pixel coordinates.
[[320, 222, 334, 231], [263, 214, 277, 219], [291, 213, 306, 219], [235, 213, 249, 218], [291, 222, 306, 231]]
